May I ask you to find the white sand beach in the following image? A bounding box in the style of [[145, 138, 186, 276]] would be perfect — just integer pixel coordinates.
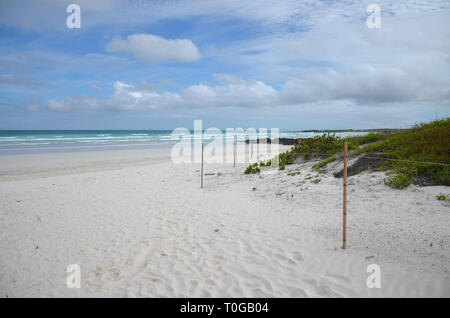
[[0, 147, 449, 297]]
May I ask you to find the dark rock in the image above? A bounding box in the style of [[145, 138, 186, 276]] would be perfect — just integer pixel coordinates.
[[334, 154, 388, 178], [245, 138, 300, 145]]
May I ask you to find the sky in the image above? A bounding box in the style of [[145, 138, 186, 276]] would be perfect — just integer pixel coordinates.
[[0, 0, 449, 130]]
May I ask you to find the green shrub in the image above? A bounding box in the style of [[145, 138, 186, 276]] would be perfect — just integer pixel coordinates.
[[347, 132, 388, 147], [436, 194, 447, 201], [278, 132, 387, 168], [313, 156, 336, 171], [244, 164, 260, 174], [363, 118, 450, 186], [259, 159, 272, 167], [244, 118, 449, 184], [293, 133, 343, 159], [384, 173, 411, 189], [247, 132, 387, 175]]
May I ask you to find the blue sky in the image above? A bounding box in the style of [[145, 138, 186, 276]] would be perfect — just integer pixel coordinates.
[[0, 0, 449, 130]]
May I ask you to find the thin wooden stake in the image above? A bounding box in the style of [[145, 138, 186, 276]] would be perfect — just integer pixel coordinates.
[[201, 142, 204, 188], [342, 141, 348, 249], [233, 140, 236, 167]]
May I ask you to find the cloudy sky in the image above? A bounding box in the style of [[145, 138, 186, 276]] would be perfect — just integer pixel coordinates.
[[0, 0, 449, 130]]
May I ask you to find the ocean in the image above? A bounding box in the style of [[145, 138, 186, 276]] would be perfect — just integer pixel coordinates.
[[0, 130, 367, 155]]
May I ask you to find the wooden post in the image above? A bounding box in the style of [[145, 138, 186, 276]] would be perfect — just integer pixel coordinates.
[[342, 141, 348, 249], [233, 139, 236, 167], [201, 143, 204, 188]]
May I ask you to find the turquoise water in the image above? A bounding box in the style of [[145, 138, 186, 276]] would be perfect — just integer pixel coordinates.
[[0, 130, 175, 155], [0, 130, 367, 155], [0, 130, 175, 147]]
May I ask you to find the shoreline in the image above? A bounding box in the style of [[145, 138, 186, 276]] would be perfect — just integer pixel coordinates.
[[0, 143, 174, 156]]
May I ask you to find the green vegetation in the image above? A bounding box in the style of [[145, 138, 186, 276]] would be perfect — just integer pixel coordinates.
[[384, 173, 411, 189], [311, 178, 321, 184], [293, 133, 343, 159], [362, 118, 450, 186], [259, 159, 272, 167], [287, 171, 301, 176], [244, 163, 260, 174], [277, 132, 388, 169], [436, 194, 447, 201], [346, 133, 389, 149], [243, 118, 449, 189], [245, 132, 388, 174], [252, 187, 256, 191], [313, 156, 336, 172]]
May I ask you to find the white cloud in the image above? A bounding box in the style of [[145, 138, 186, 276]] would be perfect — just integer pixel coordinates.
[[103, 81, 182, 111], [47, 95, 100, 113], [281, 65, 450, 105], [182, 80, 278, 108], [45, 78, 278, 112], [106, 33, 201, 63], [45, 65, 450, 114]]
